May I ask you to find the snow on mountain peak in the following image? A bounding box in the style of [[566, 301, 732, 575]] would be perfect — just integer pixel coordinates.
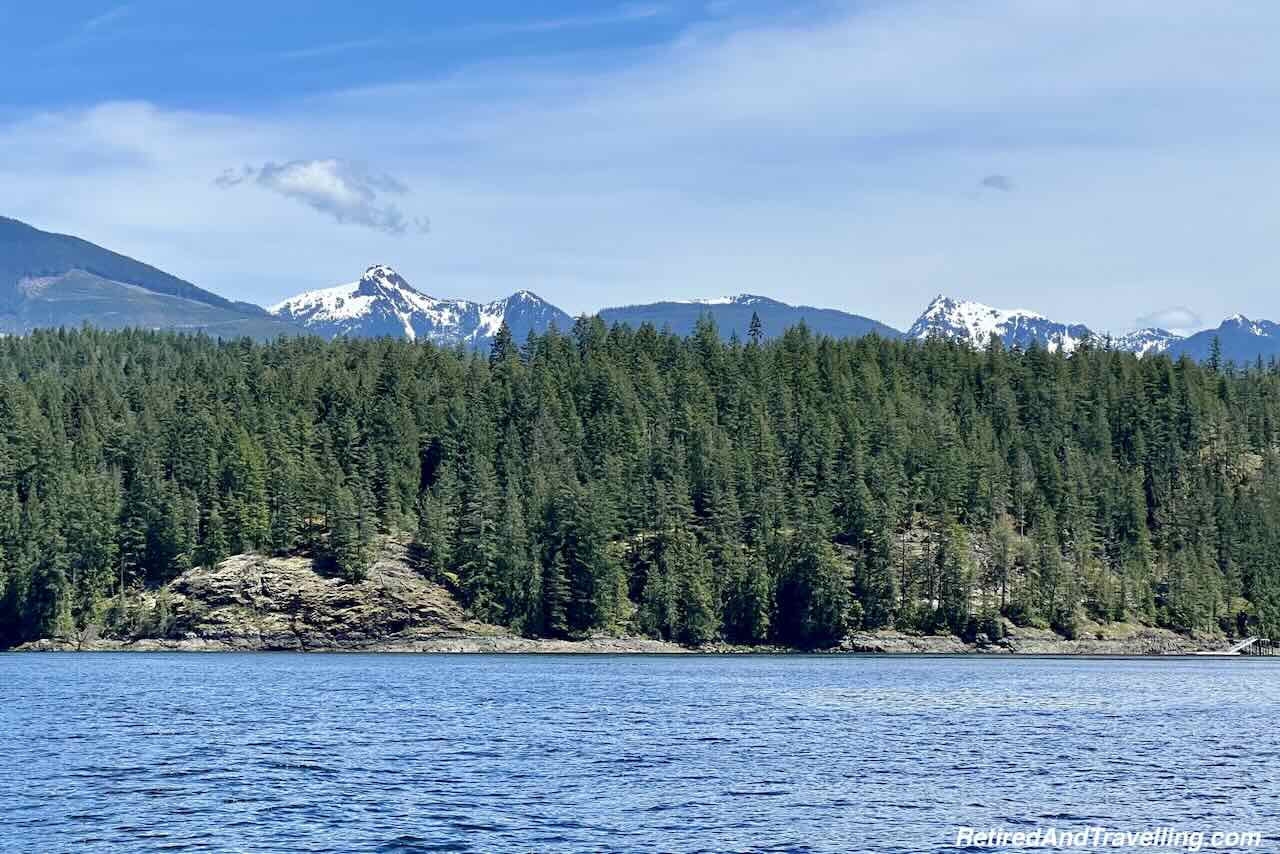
[[910, 296, 1205, 357], [1221, 313, 1275, 337], [921, 294, 1045, 322], [1113, 327, 1183, 357], [269, 268, 570, 345], [909, 295, 1086, 351], [666, 294, 768, 307]]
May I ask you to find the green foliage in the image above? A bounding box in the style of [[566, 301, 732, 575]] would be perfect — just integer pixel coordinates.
[[1, 323, 1280, 648], [774, 523, 851, 649], [326, 483, 371, 583]]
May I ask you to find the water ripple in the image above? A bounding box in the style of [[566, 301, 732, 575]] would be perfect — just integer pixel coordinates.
[[1, 654, 1278, 853]]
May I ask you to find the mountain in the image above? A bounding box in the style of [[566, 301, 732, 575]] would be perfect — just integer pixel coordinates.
[[1167, 315, 1280, 364], [11, 214, 1280, 366], [905, 296, 1280, 364], [908, 295, 1093, 353], [598, 294, 900, 341], [269, 265, 572, 346], [0, 216, 298, 338], [1112, 327, 1184, 357]]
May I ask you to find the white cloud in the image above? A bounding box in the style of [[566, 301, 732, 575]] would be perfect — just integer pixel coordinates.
[[3, 1, 1280, 327], [215, 159, 427, 236], [1135, 307, 1203, 336]]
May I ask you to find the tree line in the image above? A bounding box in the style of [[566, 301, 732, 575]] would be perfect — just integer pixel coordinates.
[[2, 318, 1279, 649]]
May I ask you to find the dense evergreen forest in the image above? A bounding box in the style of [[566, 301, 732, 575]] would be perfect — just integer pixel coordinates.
[[2, 318, 1279, 649]]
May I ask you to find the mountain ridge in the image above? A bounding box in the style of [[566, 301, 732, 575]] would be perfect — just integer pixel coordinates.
[[5, 215, 1280, 362], [1167, 315, 1280, 364], [269, 264, 572, 346], [0, 216, 299, 338], [908, 295, 1094, 354], [598, 293, 901, 341]]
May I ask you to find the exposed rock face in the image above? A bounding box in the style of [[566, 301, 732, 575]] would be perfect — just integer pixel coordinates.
[[843, 623, 1215, 655], [160, 541, 490, 650], [20, 539, 687, 653], [18, 539, 1220, 655]]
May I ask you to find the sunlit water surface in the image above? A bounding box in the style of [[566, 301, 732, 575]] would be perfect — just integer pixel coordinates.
[[3, 653, 1277, 853]]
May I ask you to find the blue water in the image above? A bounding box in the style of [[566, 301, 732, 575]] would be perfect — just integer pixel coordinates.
[[2, 654, 1278, 853]]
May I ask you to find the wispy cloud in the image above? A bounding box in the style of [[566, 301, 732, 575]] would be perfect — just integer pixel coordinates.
[[435, 3, 669, 41], [276, 38, 386, 62], [82, 4, 133, 33], [274, 4, 667, 64], [490, 3, 668, 34], [7, 1, 1280, 325], [215, 159, 428, 236], [47, 3, 136, 51], [1135, 307, 1203, 335]]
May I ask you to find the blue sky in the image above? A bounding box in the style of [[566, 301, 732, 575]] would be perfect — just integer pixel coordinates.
[[3, 1, 1279, 332], [1, 1, 709, 111]]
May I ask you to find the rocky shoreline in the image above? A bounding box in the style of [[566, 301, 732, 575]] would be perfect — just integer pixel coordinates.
[[12, 542, 1225, 656], [19, 626, 1221, 656], [839, 625, 1219, 656], [15, 633, 690, 654]]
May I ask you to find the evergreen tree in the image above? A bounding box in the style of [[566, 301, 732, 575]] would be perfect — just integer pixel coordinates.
[[2, 324, 1280, 649], [327, 483, 369, 582]]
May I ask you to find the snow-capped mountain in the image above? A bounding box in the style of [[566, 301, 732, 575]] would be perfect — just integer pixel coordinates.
[[1166, 314, 1280, 364], [1112, 327, 1183, 357], [908, 296, 1092, 353], [269, 265, 571, 345]]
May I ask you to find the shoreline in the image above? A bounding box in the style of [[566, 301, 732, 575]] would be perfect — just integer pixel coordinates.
[[12, 625, 1230, 656], [8, 547, 1236, 657]]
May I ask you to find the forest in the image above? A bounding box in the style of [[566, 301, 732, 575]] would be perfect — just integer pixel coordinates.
[[1, 318, 1279, 649]]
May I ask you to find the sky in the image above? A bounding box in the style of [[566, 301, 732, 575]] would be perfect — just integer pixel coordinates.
[[2, 0, 1279, 334]]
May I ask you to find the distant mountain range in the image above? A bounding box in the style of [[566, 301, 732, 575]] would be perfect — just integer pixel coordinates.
[[270, 265, 571, 347], [5, 215, 1280, 363], [906, 295, 1193, 356], [1168, 315, 1280, 364], [908, 296, 1092, 353], [0, 216, 297, 338], [1113, 327, 1183, 357], [903, 295, 1280, 364], [598, 294, 898, 341]]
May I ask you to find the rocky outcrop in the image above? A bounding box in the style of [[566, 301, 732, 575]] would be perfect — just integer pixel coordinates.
[[158, 541, 485, 651], [21, 540, 685, 653], [17, 540, 1222, 655], [842, 622, 1218, 655]]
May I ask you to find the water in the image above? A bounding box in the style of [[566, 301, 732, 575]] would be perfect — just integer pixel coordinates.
[[2, 654, 1277, 853]]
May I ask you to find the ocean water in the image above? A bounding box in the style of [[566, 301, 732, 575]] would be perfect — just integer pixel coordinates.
[[2, 653, 1277, 853]]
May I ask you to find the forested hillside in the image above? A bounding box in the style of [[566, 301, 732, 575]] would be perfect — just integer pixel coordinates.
[[2, 318, 1280, 649]]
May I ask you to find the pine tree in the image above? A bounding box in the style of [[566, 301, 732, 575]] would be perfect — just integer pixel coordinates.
[[541, 550, 570, 638], [774, 521, 851, 648], [722, 544, 772, 644], [327, 483, 369, 582], [456, 449, 498, 616], [6, 321, 1280, 649]]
